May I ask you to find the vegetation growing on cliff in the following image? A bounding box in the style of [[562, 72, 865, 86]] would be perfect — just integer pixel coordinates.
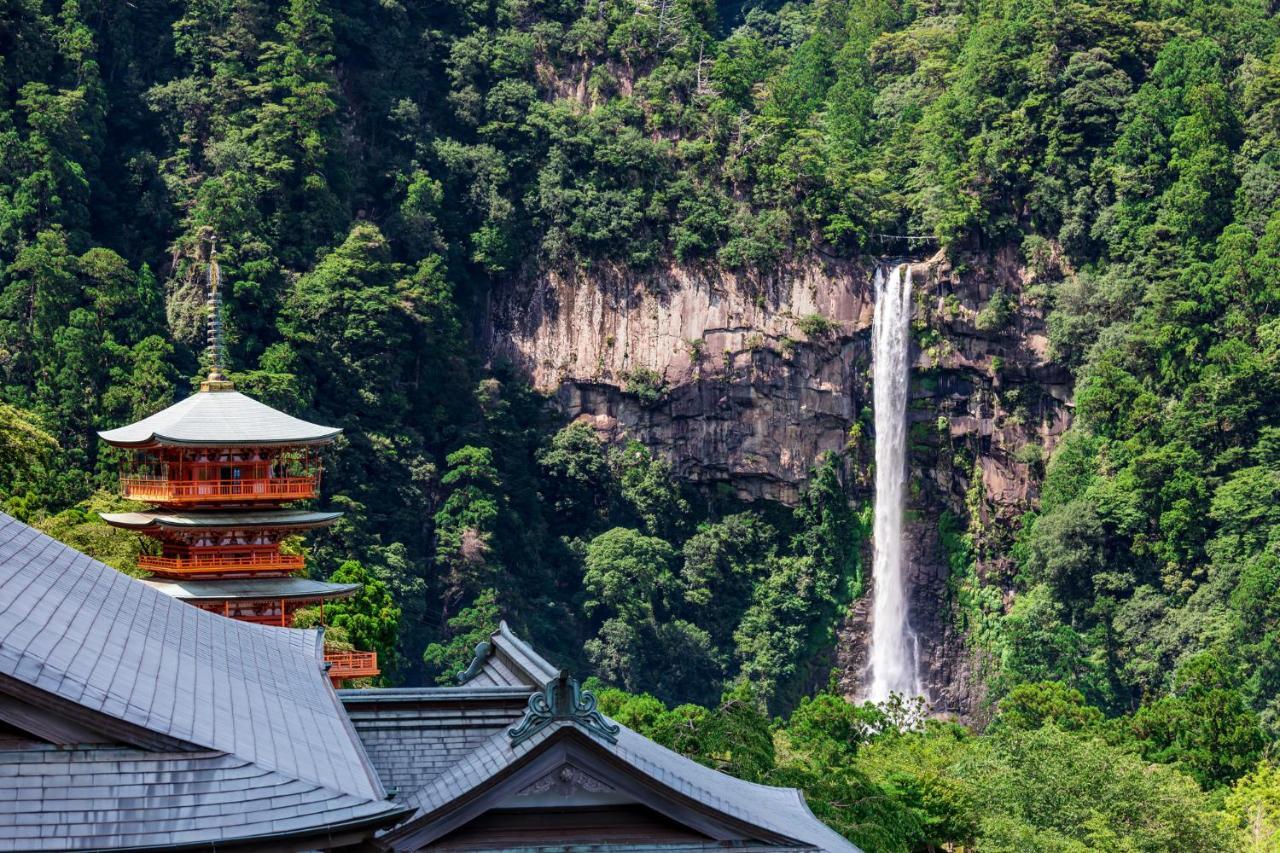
[[2, 0, 1280, 844]]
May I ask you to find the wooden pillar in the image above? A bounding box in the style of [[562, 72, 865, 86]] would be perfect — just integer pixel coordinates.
[[280, 600, 286, 627]]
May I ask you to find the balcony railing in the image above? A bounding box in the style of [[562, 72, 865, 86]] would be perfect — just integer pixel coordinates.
[[120, 476, 318, 504], [139, 553, 305, 576], [325, 650, 380, 684]]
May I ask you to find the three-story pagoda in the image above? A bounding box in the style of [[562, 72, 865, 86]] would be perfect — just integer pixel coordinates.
[[99, 239, 379, 686]]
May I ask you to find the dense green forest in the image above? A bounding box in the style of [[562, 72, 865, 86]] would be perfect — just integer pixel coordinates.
[[3, 0, 1280, 846]]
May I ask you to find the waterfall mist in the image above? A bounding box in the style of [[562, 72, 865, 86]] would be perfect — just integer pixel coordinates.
[[867, 263, 924, 703]]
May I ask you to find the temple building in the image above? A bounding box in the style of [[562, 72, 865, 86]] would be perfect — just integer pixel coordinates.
[[0, 512, 860, 851], [0, 238, 859, 849], [341, 624, 861, 851], [97, 240, 378, 685]]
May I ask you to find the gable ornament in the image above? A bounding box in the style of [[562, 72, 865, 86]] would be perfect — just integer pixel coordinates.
[[508, 673, 620, 745], [456, 640, 493, 684]]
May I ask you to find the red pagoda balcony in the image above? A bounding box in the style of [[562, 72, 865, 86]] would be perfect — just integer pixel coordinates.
[[138, 552, 306, 577], [325, 650, 380, 685], [120, 476, 319, 504]]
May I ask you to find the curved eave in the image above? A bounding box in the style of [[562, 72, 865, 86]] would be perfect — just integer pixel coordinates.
[[144, 579, 361, 603], [97, 430, 342, 449], [96, 389, 342, 449], [100, 510, 343, 531]]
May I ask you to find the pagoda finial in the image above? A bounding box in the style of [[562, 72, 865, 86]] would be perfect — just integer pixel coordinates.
[[201, 233, 234, 392]]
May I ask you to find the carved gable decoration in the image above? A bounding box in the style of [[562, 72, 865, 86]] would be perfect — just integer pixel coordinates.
[[508, 673, 620, 745], [516, 763, 614, 797]]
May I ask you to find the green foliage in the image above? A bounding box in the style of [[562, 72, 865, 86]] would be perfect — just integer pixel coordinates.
[[422, 589, 501, 685], [990, 681, 1104, 734], [536, 423, 612, 532], [433, 445, 504, 610], [796, 313, 836, 338], [0, 402, 57, 504], [965, 725, 1236, 851], [294, 560, 401, 680], [583, 527, 677, 620], [28, 491, 147, 577], [736, 456, 867, 708], [609, 441, 690, 539], [623, 367, 667, 407], [974, 290, 1017, 333], [1225, 761, 1280, 851], [1127, 652, 1265, 789]]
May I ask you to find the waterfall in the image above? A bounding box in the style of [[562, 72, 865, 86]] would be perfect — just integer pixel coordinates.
[[867, 263, 924, 703]]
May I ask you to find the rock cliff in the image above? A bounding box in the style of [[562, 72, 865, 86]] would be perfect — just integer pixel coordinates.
[[482, 256, 874, 503], [482, 247, 1073, 716]]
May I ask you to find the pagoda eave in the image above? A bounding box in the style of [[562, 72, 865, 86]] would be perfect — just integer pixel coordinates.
[[100, 509, 342, 531], [144, 577, 361, 603], [97, 389, 342, 449], [99, 434, 341, 449]]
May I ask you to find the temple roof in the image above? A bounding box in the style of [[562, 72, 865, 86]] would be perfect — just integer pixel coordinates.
[[0, 746, 402, 851], [341, 623, 861, 852], [98, 388, 341, 448], [386, 718, 859, 852], [456, 619, 563, 688], [100, 508, 342, 530], [0, 513, 404, 848], [145, 576, 360, 602]]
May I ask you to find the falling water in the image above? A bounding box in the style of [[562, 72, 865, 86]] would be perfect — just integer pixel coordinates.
[[867, 264, 923, 703]]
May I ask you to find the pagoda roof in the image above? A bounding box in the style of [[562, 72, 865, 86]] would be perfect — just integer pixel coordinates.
[[100, 508, 342, 530], [145, 576, 360, 603], [0, 512, 406, 849], [98, 387, 341, 448]]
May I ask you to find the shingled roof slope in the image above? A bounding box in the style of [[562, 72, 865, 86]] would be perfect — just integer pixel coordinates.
[[387, 717, 858, 852], [0, 745, 399, 850], [97, 388, 341, 447], [455, 620, 562, 688], [342, 686, 531, 796], [0, 514, 394, 826]]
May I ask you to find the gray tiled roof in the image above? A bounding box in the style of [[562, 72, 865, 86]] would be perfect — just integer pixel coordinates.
[[344, 620, 860, 853], [98, 388, 341, 447], [342, 687, 530, 795], [100, 508, 342, 530], [145, 576, 360, 602], [457, 620, 563, 688], [433, 846, 817, 852], [0, 744, 398, 851], [0, 513, 401, 847], [391, 716, 858, 853]]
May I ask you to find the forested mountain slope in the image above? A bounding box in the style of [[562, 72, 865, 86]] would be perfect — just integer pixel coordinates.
[[3, 0, 1280, 846]]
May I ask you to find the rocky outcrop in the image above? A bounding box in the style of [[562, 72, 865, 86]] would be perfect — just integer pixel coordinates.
[[483, 257, 874, 503], [909, 247, 1074, 520], [482, 247, 1073, 717]]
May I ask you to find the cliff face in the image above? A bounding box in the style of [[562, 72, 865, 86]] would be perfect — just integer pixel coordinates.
[[482, 247, 1072, 716], [482, 257, 875, 503]]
